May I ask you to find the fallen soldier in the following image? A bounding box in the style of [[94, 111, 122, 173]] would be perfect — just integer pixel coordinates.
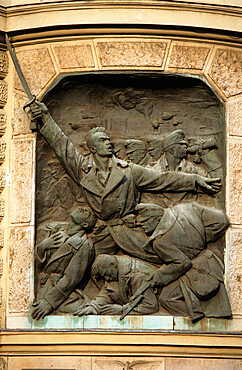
[[32, 207, 96, 320], [75, 254, 159, 316], [136, 202, 231, 322]]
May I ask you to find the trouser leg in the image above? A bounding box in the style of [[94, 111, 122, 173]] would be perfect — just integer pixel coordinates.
[[159, 280, 189, 316]]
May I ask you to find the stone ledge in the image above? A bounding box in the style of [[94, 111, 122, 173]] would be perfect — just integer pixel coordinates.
[[6, 315, 239, 332], [3, 2, 242, 34], [1, 329, 242, 358], [6, 315, 173, 330]]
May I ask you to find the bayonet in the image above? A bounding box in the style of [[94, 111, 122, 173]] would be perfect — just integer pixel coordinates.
[[120, 281, 152, 320]]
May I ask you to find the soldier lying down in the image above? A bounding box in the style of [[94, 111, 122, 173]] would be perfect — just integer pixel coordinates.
[[75, 254, 159, 316], [75, 202, 231, 322]]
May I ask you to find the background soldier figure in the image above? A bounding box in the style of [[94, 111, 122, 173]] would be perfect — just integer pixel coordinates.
[[124, 139, 151, 166]]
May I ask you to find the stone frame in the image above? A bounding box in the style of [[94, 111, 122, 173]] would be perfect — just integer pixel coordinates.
[[2, 35, 241, 338]]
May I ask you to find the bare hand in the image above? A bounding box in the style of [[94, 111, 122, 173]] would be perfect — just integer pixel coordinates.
[[37, 231, 65, 251], [74, 305, 97, 316], [195, 176, 222, 193], [32, 299, 53, 320], [147, 271, 163, 288]]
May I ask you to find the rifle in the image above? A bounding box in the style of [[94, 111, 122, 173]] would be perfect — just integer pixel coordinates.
[[120, 281, 152, 320], [5, 34, 41, 131]]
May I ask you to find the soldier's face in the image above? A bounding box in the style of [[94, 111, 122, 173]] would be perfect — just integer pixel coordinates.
[[139, 216, 159, 235], [67, 213, 89, 235], [127, 149, 145, 164], [148, 147, 162, 160], [92, 132, 113, 157], [103, 265, 118, 282], [67, 216, 81, 235], [173, 143, 187, 159]]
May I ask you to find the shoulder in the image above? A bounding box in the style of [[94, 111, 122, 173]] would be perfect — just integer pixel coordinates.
[[183, 160, 207, 176], [114, 157, 130, 168]]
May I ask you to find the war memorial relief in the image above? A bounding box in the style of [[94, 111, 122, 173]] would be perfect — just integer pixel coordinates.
[[1, 0, 242, 365], [25, 73, 231, 324]]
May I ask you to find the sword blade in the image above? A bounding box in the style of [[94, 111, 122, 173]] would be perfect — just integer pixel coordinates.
[[5, 34, 33, 100]]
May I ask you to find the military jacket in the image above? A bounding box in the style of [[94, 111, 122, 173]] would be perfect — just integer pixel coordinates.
[[40, 116, 198, 222], [143, 202, 229, 286]]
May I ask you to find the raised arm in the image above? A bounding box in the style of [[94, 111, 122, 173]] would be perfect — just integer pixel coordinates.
[[30, 100, 85, 185]]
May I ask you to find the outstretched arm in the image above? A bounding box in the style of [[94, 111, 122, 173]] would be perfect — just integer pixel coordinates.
[[132, 164, 221, 194]]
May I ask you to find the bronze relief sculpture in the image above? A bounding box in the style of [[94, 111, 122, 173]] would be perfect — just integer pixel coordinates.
[[29, 74, 231, 322]]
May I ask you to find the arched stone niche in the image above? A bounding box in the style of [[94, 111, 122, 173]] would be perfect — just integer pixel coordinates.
[[7, 37, 242, 332]]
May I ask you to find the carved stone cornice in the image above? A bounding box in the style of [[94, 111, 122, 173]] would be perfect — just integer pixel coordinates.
[[0, 330, 242, 357], [0, 1, 241, 36]]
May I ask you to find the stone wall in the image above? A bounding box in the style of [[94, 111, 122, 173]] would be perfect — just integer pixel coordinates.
[[0, 48, 8, 330]]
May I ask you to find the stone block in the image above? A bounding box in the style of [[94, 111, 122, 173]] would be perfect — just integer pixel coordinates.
[[8, 356, 91, 370], [53, 43, 95, 69], [8, 227, 33, 314], [0, 228, 4, 248], [0, 169, 4, 192], [202, 359, 242, 370], [174, 317, 232, 331], [0, 110, 7, 136], [0, 81, 7, 108], [165, 358, 241, 370], [12, 92, 31, 135], [10, 138, 34, 224], [97, 41, 168, 68], [0, 141, 6, 164], [165, 358, 202, 370], [0, 199, 4, 219], [209, 48, 242, 97], [168, 43, 210, 69], [228, 228, 242, 315], [227, 96, 242, 137], [92, 357, 164, 370], [228, 140, 242, 224], [14, 47, 56, 96], [0, 51, 9, 78]]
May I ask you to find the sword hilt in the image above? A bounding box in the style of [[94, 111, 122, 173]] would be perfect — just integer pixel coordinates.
[[23, 95, 41, 131]]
